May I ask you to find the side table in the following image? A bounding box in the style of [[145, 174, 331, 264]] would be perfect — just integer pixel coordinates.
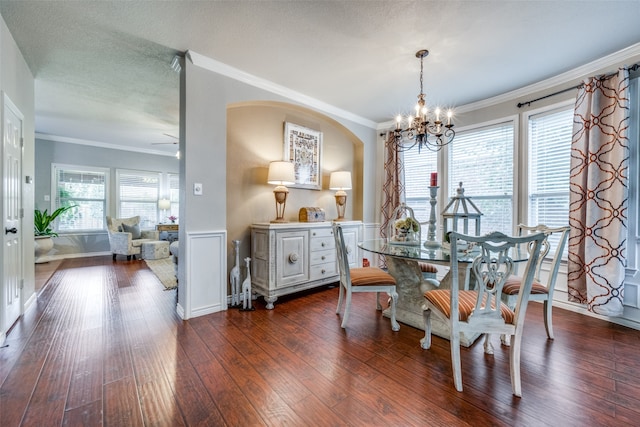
[[156, 223, 179, 242]]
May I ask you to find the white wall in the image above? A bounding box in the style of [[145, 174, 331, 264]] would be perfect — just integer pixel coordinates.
[[0, 15, 35, 335]]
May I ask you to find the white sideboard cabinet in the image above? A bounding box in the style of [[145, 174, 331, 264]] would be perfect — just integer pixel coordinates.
[[251, 221, 362, 309]]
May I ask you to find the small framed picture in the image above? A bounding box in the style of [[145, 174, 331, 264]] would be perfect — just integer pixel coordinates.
[[283, 122, 322, 190]]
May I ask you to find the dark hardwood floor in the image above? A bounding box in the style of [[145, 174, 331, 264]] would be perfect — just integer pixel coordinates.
[[1, 256, 639, 426]]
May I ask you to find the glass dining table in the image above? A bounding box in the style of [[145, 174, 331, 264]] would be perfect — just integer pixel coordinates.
[[358, 239, 484, 346]]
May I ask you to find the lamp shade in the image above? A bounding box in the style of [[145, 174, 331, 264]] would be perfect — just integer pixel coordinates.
[[158, 199, 171, 210], [329, 171, 352, 190], [267, 161, 295, 185]]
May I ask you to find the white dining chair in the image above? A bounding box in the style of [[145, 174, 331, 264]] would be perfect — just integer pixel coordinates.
[[333, 224, 400, 331], [421, 230, 545, 397], [502, 224, 570, 341]]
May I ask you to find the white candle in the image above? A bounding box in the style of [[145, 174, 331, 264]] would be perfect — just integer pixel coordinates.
[[447, 110, 452, 125], [435, 108, 441, 122]]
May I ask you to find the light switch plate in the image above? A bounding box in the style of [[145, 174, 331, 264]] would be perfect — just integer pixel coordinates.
[[193, 182, 203, 195]]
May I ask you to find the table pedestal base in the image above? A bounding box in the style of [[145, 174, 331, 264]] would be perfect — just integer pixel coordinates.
[[382, 257, 481, 347]]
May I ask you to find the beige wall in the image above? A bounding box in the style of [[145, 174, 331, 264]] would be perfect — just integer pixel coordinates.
[[226, 101, 364, 272]]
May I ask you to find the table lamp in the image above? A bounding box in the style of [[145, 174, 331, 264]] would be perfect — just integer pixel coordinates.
[[158, 198, 171, 221], [329, 171, 352, 221], [267, 161, 295, 223]]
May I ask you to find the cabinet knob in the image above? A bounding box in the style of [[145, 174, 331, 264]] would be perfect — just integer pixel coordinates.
[[321, 242, 325, 247], [321, 256, 325, 260], [288, 253, 299, 263], [312, 232, 316, 236], [321, 269, 326, 274]]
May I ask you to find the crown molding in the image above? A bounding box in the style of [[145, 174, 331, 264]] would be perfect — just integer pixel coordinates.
[[456, 42, 640, 114], [186, 50, 377, 129], [35, 133, 177, 157], [376, 43, 640, 131]]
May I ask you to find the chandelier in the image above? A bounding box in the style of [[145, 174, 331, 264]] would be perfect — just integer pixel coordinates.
[[393, 49, 455, 152]]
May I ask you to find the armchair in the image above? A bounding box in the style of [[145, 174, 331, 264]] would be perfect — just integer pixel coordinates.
[[106, 216, 159, 260]]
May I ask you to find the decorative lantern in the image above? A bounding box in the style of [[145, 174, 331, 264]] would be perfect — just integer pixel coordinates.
[[441, 182, 482, 246]]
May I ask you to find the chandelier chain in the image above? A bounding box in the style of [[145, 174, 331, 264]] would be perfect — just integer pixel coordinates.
[[419, 55, 424, 97]]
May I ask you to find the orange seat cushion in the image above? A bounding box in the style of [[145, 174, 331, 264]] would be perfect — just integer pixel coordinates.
[[418, 262, 438, 273], [502, 276, 548, 295], [424, 289, 515, 324], [350, 267, 396, 286]]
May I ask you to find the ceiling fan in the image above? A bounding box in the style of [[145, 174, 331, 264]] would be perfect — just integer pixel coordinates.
[[151, 133, 179, 145]]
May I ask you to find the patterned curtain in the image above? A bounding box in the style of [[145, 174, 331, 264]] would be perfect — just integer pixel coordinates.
[[567, 68, 630, 316], [381, 132, 405, 239]]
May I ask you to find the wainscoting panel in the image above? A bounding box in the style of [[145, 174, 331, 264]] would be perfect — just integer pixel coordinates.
[[179, 230, 227, 319]]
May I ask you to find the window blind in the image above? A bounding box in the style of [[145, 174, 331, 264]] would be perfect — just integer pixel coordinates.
[[403, 149, 437, 222], [448, 122, 514, 234], [528, 108, 572, 227], [528, 107, 573, 257], [54, 165, 108, 231], [168, 173, 180, 218], [117, 170, 160, 228]]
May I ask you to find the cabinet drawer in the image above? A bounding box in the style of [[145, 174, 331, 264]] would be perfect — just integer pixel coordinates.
[[310, 262, 337, 280], [310, 227, 334, 238], [310, 236, 335, 251], [310, 248, 335, 266]]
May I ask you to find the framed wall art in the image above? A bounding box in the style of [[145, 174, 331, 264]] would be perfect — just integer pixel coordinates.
[[283, 122, 322, 190]]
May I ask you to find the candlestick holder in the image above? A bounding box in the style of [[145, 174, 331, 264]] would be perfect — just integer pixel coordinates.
[[423, 185, 441, 249]]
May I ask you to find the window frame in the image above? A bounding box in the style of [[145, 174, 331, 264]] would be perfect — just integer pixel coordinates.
[[115, 168, 162, 229], [51, 163, 110, 233], [519, 99, 575, 228], [444, 116, 519, 236]]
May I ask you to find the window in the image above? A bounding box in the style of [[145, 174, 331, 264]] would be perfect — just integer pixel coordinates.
[[403, 149, 438, 223], [53, 164, 109, 232], [448, 121, 514, 235], [116, 170, 161, 229], [167, 173, 179, 218], [527, 107, 573, 227]]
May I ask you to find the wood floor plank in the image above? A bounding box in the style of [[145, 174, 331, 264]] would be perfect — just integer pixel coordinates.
[[103, 376, 144, 427], [62, 400, 103, 426], [2, 256, 640, 426]]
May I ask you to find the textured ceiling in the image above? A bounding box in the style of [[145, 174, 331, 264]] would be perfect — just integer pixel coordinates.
[[1, 1, 640, 155]]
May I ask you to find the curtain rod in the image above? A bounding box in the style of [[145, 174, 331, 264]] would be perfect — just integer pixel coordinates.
[[516, 63, 640, 109]]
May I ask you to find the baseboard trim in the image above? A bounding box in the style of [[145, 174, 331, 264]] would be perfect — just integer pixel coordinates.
[[23, 291, 37, 314], [36, 251, 111, 263], [553, 291, 640, 331]]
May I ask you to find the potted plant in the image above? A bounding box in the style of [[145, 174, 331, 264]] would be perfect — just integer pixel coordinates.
[[34, 205, 76, 262]]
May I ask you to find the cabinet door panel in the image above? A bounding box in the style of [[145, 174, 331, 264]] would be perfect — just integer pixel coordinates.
[[276, 231, 308, 286]]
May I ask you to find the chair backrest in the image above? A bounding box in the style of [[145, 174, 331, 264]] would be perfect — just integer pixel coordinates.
[[332, 224, 352, 289], [106, 216, 140, 233], [387, 203, 421, 244], [517, 224, 570, 292], [449, 231, 545, 328]]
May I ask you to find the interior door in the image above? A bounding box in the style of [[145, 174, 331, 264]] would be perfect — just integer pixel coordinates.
[[2, 93, 23, 340]]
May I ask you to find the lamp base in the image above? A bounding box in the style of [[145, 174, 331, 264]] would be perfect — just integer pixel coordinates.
[[334, 192, 347, 222], [272, 187, 289, 223], [270, 218, 289, 223]]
